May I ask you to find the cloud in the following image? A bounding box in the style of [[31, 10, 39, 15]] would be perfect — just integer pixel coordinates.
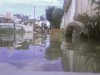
[[0, 0, 62, 6], [0, 3, 3, 6], [7, 8, 15, 12]]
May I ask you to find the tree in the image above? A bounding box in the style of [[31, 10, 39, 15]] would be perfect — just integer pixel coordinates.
[[39, 15, 47, 29], [52, 8, 64, 28], [45, 6, 57, 29], [45, 6, 55, 21], [52, 8, 64, 21], [45, 6, 64, 29], [40, 15, 46, 22]]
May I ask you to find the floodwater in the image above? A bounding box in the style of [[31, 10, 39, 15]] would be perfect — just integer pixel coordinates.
[[0, 33, 100, 74]]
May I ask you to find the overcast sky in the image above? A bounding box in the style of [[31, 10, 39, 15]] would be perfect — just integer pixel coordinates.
[[0, 0, 64, 19]]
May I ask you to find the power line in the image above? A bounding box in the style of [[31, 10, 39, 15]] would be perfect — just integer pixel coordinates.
[[48, 0, 53, 6], [35, 0, 54, 17]]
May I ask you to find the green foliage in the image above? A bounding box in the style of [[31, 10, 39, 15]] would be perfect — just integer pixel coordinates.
[[75, 0, 100, 39], [52, 8, 64, 29], [91, 0, 100, 10], [39, 15, 46, 22], [52, 8, 64, 21], [45, 6, 56, 29], [84, 0, 100, 39], [45, 6, 55, 22], [45, 6, 64, 29], [0, 27, 25, 34], [76, 13, 100, 39]]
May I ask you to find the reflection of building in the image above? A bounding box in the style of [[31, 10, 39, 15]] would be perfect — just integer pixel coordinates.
[[32, 34, 47, 46], [31, 33, 50, 52], [61, 38, 100, 73], [0, 40, 13, 50], [7, 47, 12, 50], [61, 50, 99, 72], [0, 33, 33, 49], [14, 33, 33, 49], [0, 40, 13, 47]]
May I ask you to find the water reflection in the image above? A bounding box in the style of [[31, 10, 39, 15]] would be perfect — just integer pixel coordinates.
[[45, 40, 63, 60], [61, 37, 100, 73], [0, 33, 100, 73], [0, 33, 63, 71], [15, 41, 29, 50]]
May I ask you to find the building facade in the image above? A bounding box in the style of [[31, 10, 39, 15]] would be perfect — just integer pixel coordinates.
[[60, 0, 97, 31]]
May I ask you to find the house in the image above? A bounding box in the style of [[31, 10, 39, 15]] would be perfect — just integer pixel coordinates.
[[33, 19, 42, 32], [0, 13, 5, 23], [13, 14, 40, 32], [60, 0, 97, 31], [13, 14, 41, 32], [24, 19, 41, 32], [0, 12, 13, 23], [0, 12, 14, 29]]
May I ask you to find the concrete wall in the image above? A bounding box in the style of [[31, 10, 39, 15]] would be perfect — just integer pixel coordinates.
[[61, 0, 97, 31], [60, 0, 75, 30], [77, 0, 97, 16], [0, 23, 14, 29], [60, 15, 65, 30], [16, 24, 33, 32]]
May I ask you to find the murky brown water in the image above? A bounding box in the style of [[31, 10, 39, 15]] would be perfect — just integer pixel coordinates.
[[0, 33, 100, 73]]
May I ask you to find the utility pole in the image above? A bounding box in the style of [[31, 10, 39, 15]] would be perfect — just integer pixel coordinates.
[[34, 6, 35, 20], [33, 6, 35, 32]]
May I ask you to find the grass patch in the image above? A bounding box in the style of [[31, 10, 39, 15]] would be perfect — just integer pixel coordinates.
[[0, 28, 25, 34], [54, 31, 65, 37]]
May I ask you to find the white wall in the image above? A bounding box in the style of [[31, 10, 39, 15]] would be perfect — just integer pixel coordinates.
[[15, 24, 33, 32], [60, 15, 65, 30], [35, 20, 39, 25], [60, 0, 75, 30], [0, 23, 14, 29], [66, 0, 75, 27]]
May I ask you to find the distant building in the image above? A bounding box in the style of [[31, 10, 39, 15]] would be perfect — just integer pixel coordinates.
[[13, 14, 41, 32], [0, 13, 5, 17], [0, 13, 13, 23], [6, 12, 11, 19], [0, 13, 5, 23]]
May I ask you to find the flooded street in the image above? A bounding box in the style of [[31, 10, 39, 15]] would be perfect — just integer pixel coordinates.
[[0, 33, 100, 74]]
